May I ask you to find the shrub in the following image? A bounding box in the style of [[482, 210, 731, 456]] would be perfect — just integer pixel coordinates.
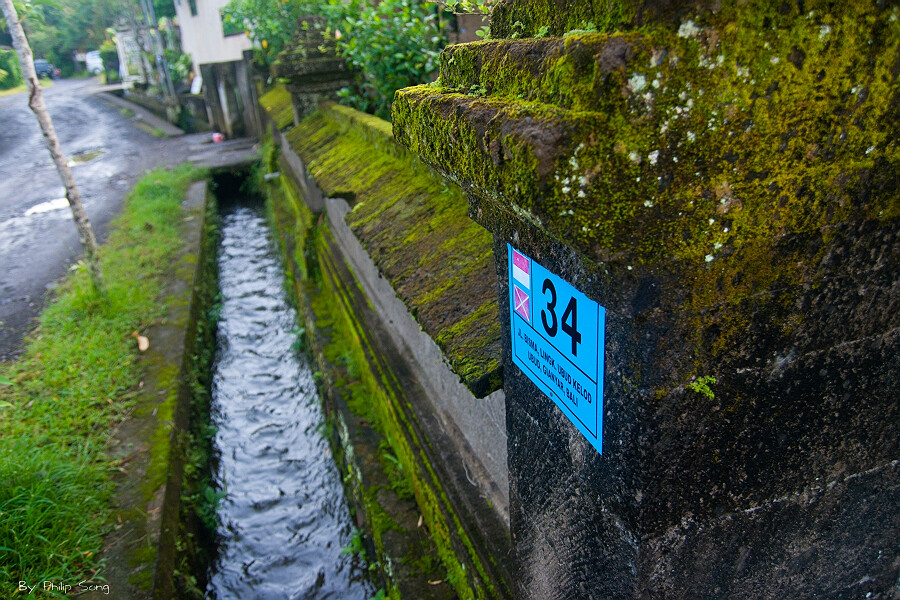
[[336, 0, 445, 119], [0, 48, 23, 90]]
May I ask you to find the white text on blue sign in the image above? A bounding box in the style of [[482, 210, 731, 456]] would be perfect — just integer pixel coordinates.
[[508, 244, 606, 455]]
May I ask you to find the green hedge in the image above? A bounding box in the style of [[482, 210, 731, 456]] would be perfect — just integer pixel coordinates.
[[0, 49, 23, 90]]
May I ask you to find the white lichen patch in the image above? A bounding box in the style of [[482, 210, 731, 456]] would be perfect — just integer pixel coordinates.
[[678, 19, 701, 39], [628, 73, 647, 93]]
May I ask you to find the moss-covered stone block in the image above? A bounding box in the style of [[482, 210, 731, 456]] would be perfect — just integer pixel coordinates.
[[395, 2, 899, 597], [284, 103, 502, 397], [259, 84, 295, 131]]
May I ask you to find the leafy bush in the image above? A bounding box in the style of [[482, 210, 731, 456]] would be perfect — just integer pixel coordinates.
[[99, 40, 120, 84], [0, 48, 23, 90], [224, 0, 447, 119], [336, 0, 445, 119], [222, 0, 315, 67]]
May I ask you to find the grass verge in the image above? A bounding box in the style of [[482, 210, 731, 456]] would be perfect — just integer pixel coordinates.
[[0, 79, 53, 98], [0, 164, 206, 593]]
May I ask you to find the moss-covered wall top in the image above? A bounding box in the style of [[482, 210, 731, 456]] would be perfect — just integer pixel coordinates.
[[284, 103, 502, 397], [489, 0, 721, 39], [259, 84, 294, 131], [394, 2, 899, 314]]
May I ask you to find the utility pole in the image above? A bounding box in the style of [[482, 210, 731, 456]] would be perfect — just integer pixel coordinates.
[[0, 0, 104, 293]]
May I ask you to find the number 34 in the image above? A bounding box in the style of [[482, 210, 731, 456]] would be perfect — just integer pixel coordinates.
[[540, 279, 582, 356]]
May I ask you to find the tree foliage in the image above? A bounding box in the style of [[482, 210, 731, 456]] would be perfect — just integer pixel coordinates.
[[223, 0, 447, 119], [11, 0, 123, 74], [337, 0, 444, 119]]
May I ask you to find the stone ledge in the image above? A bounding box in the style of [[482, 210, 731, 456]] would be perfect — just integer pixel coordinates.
[[281, 102, 502, 397], [395, 4, 899, 276], [259, 84, 294, 131]]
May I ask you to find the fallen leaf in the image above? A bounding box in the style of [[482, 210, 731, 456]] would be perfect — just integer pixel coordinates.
[[131, 331, 149, 352]]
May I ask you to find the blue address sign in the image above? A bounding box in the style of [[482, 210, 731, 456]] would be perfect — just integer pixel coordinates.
[[508, 244, 606, 455]]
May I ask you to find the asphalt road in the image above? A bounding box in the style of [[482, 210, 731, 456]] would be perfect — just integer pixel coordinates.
[[0, 78, 256, 361]]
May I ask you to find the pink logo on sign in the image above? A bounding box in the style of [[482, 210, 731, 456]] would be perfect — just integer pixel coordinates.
[[514, 286, 530, 322], [513, 250, 529, 275]]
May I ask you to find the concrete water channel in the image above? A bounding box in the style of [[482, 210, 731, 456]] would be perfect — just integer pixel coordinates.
[[206, 198, 376, 599]]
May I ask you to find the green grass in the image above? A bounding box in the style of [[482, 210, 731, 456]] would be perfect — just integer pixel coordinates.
[[0, 79, 52, 98], [0, 164, 205, 590]]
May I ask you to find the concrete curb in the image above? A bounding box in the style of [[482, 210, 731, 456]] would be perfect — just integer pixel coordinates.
[[95, 92, 185, 137]]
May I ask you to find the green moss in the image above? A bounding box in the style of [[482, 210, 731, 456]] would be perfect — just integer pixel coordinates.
[[285, 103, 502, 396], [394, 2, 899, 325], [259, 84, 295, 131], [490, 0, 636, 39]]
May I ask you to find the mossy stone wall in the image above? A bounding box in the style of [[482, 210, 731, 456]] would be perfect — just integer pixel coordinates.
[[395, 2, 899, 598], [264, 149, 511, 600], [284, 101, 502, 397]]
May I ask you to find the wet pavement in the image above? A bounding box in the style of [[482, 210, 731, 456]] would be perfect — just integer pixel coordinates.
[[207, 202, 375, 600], [0, 78, 256, 361]]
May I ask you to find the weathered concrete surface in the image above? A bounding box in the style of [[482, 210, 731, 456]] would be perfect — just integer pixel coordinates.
[[263, 104, 514, 598], [85, 181, 210, 600], [325, 194, 509, 523]]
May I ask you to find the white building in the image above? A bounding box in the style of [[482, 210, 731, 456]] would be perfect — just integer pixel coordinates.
[[173, 0, 252, 79], [172, 0, 259, 138]]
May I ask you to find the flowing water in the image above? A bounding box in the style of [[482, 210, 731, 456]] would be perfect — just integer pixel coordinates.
[[206, 202, 375, 600]]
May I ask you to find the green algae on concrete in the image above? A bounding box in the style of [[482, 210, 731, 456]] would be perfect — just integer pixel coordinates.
[[259, 84, 295, 131], [284, 102, 502, 397]]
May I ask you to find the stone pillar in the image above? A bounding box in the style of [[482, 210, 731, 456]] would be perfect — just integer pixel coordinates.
[[273, 16, 354, 123], [394, 2, 899, 598]]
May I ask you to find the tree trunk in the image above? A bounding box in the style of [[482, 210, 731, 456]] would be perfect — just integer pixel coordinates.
[[0, 0, 104, 293]]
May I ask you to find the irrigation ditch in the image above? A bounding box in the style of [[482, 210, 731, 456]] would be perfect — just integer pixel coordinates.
[[145, 164, 475, 600]]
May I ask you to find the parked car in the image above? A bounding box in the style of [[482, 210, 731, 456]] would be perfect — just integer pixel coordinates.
[[85, 50, 103, 75], [33, 59, 59, 79]]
